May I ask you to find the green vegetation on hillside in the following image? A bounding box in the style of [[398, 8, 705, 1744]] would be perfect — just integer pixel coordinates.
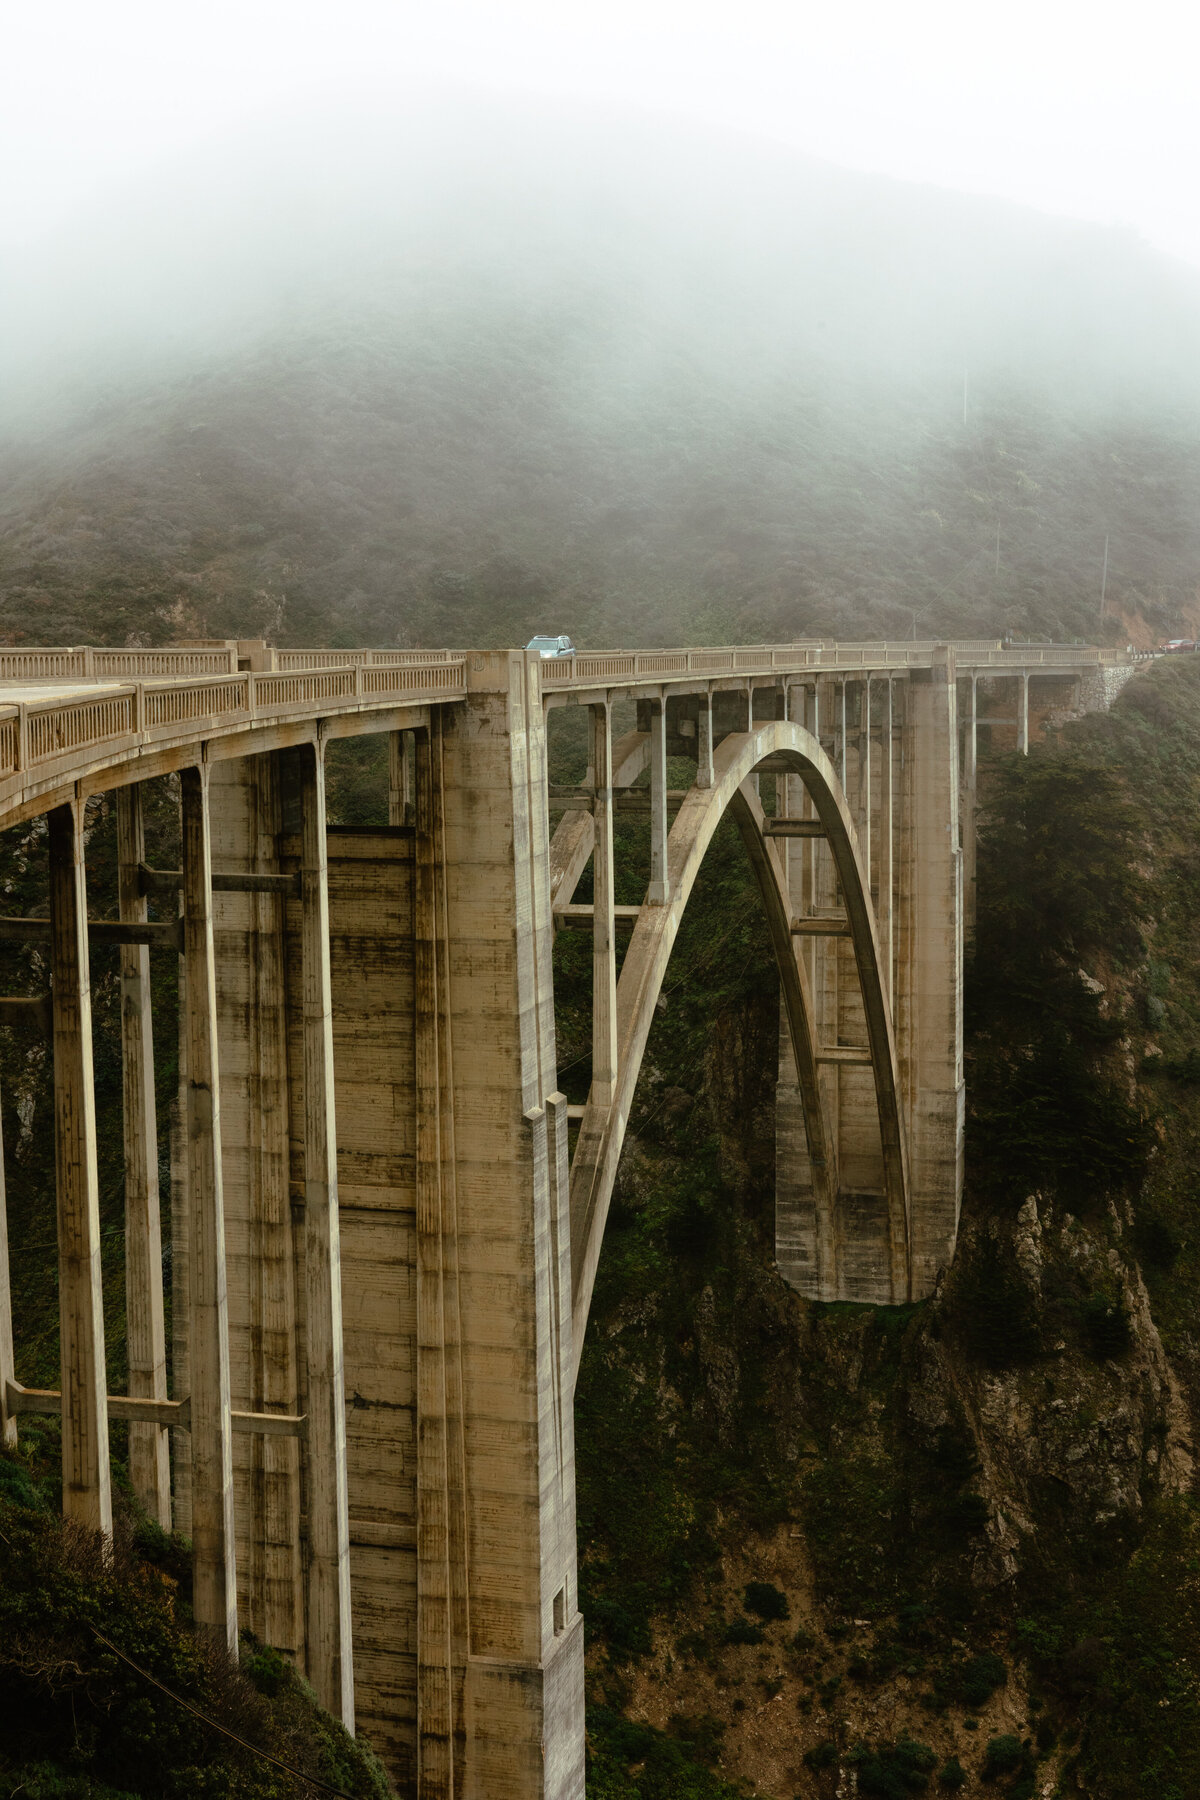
[[571, 656, 1200, 1797], [0, 1468, 392, 1799], [5, 112, 1200, 656]]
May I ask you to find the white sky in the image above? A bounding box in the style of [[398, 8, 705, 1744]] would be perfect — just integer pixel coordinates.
[[3, 0, 1200, 267]]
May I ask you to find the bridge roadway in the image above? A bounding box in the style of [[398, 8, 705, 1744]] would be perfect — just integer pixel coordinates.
[[0, 636, 1130, 1796]]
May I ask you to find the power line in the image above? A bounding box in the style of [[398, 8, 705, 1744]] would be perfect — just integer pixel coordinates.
[[89, 1626, 361, 1800]]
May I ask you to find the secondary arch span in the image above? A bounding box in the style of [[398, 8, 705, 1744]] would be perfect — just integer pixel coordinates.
[[567, 716, 911, 1371]]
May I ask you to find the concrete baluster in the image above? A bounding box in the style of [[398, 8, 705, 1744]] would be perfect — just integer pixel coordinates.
[[49, 800, 112, 1535], [181, 763, 238, 1650], [299, 741, 355, 1728], [590, 703, 618, 1108], [117, 784, 171, 1527]]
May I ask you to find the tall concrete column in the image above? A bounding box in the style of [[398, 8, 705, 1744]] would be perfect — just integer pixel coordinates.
[[414, 722, 464, 1796], [116, 784, 171, 1527], [299, 741, 355, 1728], [862, 678, 872, 891], [647, 696, 669, 904], [171, 930, 191, 1536], [390, 730, 416, 827], [0, 1093, 17, 1451], [898, 649, 964, 1297], [775, 681, 826, 1298], [417, 652, 583, 1799], [962, 676, 978, 935], [696, 691, 714, 790], [589, 703, 618, 1110], [181, 763, 238, 1651], [878, 680, 895, 1003], [1017, 672, 1030, 754], [49, 800, 111, 1536], [302, 819, 422, 1781], [209, 755, 302, 1660]]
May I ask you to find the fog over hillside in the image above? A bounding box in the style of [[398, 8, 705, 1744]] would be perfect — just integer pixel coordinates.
[[2, 96, 1199, 651]]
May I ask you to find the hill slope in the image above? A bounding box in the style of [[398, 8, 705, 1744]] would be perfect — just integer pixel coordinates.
[[2, 100, 1200, 651]]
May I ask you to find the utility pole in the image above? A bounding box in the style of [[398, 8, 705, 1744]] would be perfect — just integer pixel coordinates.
[[1099, 533, 1109, 624]]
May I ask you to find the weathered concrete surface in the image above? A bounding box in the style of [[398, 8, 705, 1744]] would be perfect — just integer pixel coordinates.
[[210, 756, 304, 1665], [0, 638, 1138, 1798], [206, 667, 583, 1793]]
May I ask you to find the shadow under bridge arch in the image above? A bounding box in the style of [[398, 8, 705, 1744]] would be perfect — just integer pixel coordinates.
[[567, 717, 911, 1375]]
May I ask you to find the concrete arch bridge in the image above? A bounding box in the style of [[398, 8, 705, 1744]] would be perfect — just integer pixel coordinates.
[[0, 636, 1130, 1795]]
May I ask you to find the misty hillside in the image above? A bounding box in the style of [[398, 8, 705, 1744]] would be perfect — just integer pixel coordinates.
[[2, 98, 1200, 651]]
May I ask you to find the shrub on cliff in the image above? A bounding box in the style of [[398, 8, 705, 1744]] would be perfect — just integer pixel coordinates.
[[967, 744, 1152, 1209], [0, 1464, 390, 1800]]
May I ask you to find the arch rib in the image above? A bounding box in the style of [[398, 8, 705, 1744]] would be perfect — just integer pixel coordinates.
[[568, 719, 910, 1375]]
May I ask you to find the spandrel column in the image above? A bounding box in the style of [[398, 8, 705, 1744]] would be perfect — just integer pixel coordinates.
[[181, 763, 237, 1650], [590, 702, 618, 1108], [0, 1089, 17, 1452], [49, 799, 111, 1536], [117, 783, 171, 1528], [647, 696, 669, 904], [299, 740, 355, 1729]]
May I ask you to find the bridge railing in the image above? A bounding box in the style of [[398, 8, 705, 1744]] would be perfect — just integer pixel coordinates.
[[0, 645, 467, 682], [0, 645, 242, 680], [0, 662, 468, 788], [272, 648, 459, 670], [536, 640, 1116, 688]]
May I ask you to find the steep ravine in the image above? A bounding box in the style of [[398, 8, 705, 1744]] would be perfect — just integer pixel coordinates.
[[576, 656, 1200, 1800]]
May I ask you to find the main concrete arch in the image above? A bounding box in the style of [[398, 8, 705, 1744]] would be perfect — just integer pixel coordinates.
[[565, 716, 911, 1371]]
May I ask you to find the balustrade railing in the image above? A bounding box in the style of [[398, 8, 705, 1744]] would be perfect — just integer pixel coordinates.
[[0, 646, 240, 680], [536, 640, 1114, 687], [0, 662, 469, 789], [0, 636, 1126, 793]]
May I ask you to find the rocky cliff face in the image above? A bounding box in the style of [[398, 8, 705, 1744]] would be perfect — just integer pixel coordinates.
[[579, 658, 1200, 1800]]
